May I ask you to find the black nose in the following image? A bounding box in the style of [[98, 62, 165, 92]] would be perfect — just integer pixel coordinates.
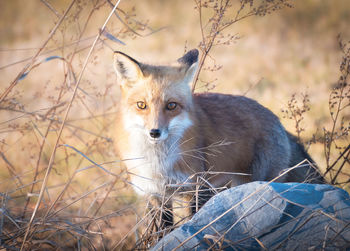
[[150, 129, 161, 138]]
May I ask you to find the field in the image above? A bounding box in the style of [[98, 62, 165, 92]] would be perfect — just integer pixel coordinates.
[[0, 0, 349, 249]]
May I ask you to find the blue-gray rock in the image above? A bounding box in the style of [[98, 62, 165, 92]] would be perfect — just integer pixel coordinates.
[[152, 181, 350, 250]]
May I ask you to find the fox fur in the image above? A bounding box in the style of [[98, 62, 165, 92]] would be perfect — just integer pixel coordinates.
[[113, 49, 323, 217]]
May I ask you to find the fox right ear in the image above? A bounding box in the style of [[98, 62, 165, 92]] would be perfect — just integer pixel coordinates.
[[113, 51, 143, 85], [178, 49, 199, 87]]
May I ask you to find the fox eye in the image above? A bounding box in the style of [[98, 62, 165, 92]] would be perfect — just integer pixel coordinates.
[[166, 102, 177, 110], [136, 101, 146, 109]]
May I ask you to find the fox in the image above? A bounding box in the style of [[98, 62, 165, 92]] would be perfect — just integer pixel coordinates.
[[113, 49, 324, 226]]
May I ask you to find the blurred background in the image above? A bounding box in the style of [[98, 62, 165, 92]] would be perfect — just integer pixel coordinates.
[[0, 0, 349, 249]]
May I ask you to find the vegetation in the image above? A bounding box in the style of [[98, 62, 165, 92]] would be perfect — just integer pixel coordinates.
[[0, 0, 349, 249]]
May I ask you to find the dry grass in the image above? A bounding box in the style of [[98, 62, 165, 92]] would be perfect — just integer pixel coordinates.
[[0, 0, 349, 249]]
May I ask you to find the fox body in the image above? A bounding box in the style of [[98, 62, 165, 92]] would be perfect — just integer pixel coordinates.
[[113, 49, 322, 199]]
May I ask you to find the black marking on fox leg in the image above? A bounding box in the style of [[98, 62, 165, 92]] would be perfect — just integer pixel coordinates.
[[160, 202, 173, 229], [191, 186, 216, 215]]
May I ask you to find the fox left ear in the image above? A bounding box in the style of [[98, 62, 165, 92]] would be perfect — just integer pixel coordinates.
[[178, 49, 199, 86], [113, 51, 144, 85]]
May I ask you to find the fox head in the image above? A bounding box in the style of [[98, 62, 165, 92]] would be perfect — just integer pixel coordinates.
[[113, 49, 198, 145]]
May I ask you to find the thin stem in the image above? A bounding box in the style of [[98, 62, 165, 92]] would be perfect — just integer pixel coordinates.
[[0, 0, 75, 104], [19, 0, 122, 249]]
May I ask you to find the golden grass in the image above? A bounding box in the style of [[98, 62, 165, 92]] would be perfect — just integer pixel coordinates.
[[0, 0, 349, 249]]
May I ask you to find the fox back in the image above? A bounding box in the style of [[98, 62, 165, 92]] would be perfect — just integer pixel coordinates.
[[113, 49, 323, 197]]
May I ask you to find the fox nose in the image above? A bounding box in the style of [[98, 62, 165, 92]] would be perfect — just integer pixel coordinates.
[[150, 129, 161, 138]]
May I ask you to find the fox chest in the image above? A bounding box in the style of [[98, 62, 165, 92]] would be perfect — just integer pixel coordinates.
[[120, 137, 189, 196]]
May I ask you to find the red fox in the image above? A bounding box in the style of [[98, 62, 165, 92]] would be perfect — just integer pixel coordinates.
[[113, 49, 323, 224]]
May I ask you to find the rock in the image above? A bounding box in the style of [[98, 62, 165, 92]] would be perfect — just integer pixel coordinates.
[[152, 181, 350, 250]]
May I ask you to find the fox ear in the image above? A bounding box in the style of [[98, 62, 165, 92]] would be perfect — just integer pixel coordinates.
[[178, 49, 199, 86], [113, 51, 143, 85]]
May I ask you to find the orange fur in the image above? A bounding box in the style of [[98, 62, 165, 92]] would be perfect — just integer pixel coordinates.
[[113, 49, 323, 208]]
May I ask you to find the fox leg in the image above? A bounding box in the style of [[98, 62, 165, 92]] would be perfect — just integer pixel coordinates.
[[191, 185, 217, 215], [172, 194, 192, 225], [148, 196, 173, 231], [160, 201, 173, 229]]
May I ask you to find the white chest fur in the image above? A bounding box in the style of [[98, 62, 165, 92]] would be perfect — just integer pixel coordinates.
[[123, 132, 188, 196], [120, 113, 194, 196]]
